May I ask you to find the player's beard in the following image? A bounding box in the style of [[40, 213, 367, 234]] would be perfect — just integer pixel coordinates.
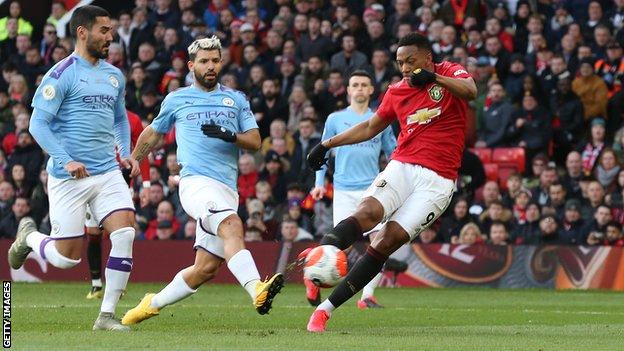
[[86, 36, 109, 60], [194, 68, 218, 90]]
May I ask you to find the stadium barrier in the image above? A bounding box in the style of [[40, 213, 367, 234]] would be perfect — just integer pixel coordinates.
[[1, 240, 623, 290]]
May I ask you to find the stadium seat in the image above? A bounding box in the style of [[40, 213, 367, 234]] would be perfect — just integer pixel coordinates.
[[492, 147, 525, 173], [483, 163, 499, 181], [497, 166, 517, 191], [469, 147, 492, 164]]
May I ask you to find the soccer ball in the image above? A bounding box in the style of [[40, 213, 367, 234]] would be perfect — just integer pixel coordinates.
[[303, 245, 348, 288]]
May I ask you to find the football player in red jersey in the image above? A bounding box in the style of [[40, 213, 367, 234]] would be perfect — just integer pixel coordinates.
[[85, 110, 150, 299], [305, 33, 477, 332]]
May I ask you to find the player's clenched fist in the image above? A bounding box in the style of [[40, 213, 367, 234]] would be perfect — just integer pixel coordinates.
[[307, 142, 329, 171], [201, 122, 237, 142], [409, 68, 436, 87], [64, 161, 90, 179]]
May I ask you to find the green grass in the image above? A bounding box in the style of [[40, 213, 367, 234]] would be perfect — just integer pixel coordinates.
[[10, 282, 624, 350]]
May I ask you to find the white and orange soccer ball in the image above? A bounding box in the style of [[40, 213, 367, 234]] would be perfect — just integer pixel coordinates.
[[303, 245, 348, 288]]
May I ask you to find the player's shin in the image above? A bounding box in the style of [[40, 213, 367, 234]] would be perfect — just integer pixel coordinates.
[[320, 216, 363, 250], [322, 246, 388, 313], [101, 227, 134, 313], [87, 234, 103, 287], [227, 249, 261, 299], [151, 270, 197, 309]]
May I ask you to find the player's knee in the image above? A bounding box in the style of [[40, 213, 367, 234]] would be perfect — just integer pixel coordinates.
[[217, 214, 244, 240], [109, 227, 135, 257], [371, 226, 409, 256], [355, 199, 384, 224]]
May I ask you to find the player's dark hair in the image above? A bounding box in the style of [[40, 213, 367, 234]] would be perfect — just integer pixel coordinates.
[[397, 32, 432, 53], [70, 5, 110, 38], [350, 69, 373, 83]]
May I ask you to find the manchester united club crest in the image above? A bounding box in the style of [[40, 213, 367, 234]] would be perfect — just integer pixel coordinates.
[[428, 84, 444, 102]]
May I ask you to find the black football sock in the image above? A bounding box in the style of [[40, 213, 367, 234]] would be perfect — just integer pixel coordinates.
[[320, 216, 363, 250], [327, 246, 388, 309], [87, 234, 102, 282]]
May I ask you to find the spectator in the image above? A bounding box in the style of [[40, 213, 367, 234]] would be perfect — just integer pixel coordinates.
[[9, 163, 29, 197], [594, 148, 621, 192], [414, 228, 440, 244], [182, 218, 195, 240], [252, 78, 289, 139], [254, 180, 278, 222], [559, 199, 586, 245], [579, 118, 608, 175], [483, 36, 511, 81], [29, 168, 47, 226], [259, 151, 288, 203], [544, 182, 567, 220], [0, 195, 29, 238], [386, 0, 418, 35], [129, 7, 154, 62], [279, 216, 313, 243], [509, 92, 552, 162], [7, 130, 42, 185], [369, 49, 397, 104], [531, 166, 558, 206], [8, 73, 30, 105], [46, 1, 67, 28], [572, 59, 609, 121], [512, 202, 542, 244], [143, 200, 181, 240], [603, 221, 624, 246], [284, 198, 313, 237], [260, 119, 295, 156], [136, 182, 165, 229], [330, 33, 368, 78], [504, 54, 528, 105], [0, 1, 33, 41], [581, 180, 606, 221], [512, 187, 532, 224], [594, 41, 624, 97], [479, 200, 513, 234], [238, 153, 259, 208], [40, 23, 58, 66], [287, 84, 312, 134], [585, 205, 614, 244], [245, 198, 278, 241], [488, 221, 510, 245], [453, 222, 485, 245], [277, 56, 297, 99], [550, 77, 584, 162], [296, 14, 334, 63], [312, 69, 348, 121], [470, 180, 500, 216], [475, 83, 514, 148], [148, 0, 179, 28], [438, 197, 474, 243], [290, 117, 321, 189], [0, 181, 14, 220], [538, 214, 560, 244]]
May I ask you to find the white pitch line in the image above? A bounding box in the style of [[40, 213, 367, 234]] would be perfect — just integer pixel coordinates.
[[13, 304, 624, 316]]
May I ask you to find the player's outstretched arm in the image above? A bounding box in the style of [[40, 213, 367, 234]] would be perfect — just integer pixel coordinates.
[[323, 113, 391, 148], [434, 76, 477, 101], [132, 126, 164, 162]]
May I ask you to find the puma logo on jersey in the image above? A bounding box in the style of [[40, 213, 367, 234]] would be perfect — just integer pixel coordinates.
[[407, 107, 441, 125]]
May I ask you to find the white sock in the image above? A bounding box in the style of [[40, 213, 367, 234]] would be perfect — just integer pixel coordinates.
[[27, 232, 81, 269], [361, 272, 383, 300], [317, 299, 335, 314], [101, 227, 134, 314], [151, 271, 197, 309], [92, 279, 103, 288], [227, 249, 261, 300]]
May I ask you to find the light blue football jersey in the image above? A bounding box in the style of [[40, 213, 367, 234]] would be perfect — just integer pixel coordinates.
[[150, 84, 258, 191], [315, 107, 396, 191], [30, 53, 130, 179]]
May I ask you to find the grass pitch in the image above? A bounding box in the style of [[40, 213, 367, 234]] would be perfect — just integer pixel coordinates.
[[10, 282, 624, 350]]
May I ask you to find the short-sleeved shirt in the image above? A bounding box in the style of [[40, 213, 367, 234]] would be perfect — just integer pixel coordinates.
[[150, 84, 257, 191], [31, 54, 127, 179], [376, 61, 471, 180], [316, 107, 396, 190]]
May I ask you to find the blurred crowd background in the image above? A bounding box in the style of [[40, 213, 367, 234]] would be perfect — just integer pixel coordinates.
[[0, 0, 622, 247]]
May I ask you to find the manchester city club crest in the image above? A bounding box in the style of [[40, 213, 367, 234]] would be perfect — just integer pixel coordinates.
[[428, 84, 443, 102], [222, 97, 234, 106], [109, 75, 119, 88]]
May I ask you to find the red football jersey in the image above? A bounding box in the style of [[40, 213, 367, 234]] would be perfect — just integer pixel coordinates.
[[376, 61, 471, 180]]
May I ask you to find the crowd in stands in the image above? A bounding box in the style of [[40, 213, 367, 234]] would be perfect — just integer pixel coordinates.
[[0, 0, 622, 247]]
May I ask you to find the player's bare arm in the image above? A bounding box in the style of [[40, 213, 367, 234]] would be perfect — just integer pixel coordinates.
[[323, 113, 391, 148], [132, 126, 164, 162], [234, 128, 261, 151], [434, 75, 477, 101]]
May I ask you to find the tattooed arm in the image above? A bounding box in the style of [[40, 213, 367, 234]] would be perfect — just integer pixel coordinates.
[[132, 126, 164, 162]]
